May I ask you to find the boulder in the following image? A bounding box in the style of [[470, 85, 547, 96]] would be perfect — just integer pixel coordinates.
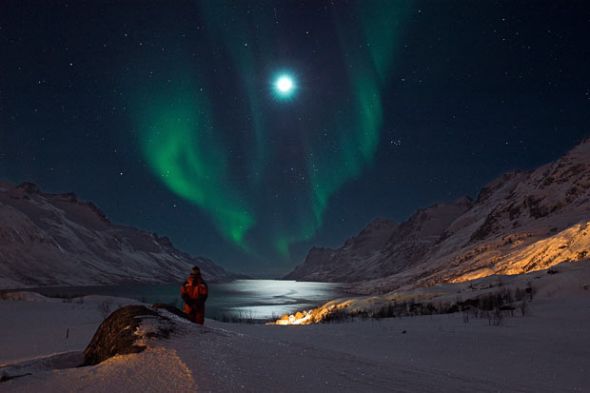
[[82, 305, 176, 366]]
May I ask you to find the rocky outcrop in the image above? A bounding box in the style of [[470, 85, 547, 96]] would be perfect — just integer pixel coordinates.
[[82, 304, 195, 366], [82, 305, 170, 366]]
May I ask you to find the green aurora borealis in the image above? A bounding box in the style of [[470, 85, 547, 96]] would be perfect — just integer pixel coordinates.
[[2, 0, 588, 273], [135, 1, 410, 259]]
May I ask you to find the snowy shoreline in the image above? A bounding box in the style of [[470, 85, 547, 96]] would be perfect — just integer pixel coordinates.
[[1, 261, 589, 392]]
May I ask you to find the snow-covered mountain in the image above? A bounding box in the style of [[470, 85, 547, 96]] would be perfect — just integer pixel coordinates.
[[286, 138, 590, 293], [285, 218, 399, 282], [0, 182, 235, 289]]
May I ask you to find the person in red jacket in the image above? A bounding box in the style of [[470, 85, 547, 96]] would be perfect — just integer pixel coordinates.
[[180, 266, 208, 324]]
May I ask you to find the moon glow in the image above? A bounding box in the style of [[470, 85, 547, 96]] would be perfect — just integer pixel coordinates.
[[274, 74, 296, 98]]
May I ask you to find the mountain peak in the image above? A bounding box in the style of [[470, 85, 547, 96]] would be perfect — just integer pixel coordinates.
[[16, 181, 41, 194], [563, 136, 590, 161]]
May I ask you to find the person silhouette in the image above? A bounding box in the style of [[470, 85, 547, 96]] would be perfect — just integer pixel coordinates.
[[180, 266, 208, 324]]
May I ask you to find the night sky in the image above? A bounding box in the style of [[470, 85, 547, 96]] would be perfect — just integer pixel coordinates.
[[1, 1, 589, 275]]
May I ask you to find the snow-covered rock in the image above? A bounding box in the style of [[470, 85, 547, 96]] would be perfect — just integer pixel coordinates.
[[82, 304, 178, 366], [286, 138, 590, 293], [0, 182, 235, 289]]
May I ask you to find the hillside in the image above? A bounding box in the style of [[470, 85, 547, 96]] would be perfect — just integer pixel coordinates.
[[285, 218, 399, 282], [286, 138, 590, 293], [0, 182, 234, 289]]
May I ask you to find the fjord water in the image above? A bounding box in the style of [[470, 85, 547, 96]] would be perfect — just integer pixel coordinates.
[[206, 280, 342, 320], [34, 280, 342, 321]]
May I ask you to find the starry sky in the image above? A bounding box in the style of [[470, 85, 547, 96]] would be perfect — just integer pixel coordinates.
[[1, 1, 589, 275]]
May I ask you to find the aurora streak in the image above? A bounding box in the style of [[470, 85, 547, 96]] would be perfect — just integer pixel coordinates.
[[134, 1, 411, 260]]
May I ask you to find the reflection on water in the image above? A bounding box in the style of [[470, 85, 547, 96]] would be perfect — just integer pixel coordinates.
[[33, 279, 341, 320], [208, 280, 342, 320]]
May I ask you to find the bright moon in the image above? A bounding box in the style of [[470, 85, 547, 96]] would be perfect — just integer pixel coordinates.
[[274, 74, 296, 97], [276, 76, 293, 92]]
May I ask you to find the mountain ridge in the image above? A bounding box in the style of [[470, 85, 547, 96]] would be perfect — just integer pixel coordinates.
[[285, 138, 590, 293], [0, 181, 236, 289]]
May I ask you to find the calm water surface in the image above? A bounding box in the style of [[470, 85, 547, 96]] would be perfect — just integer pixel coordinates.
[[33, 280, 342, 320]]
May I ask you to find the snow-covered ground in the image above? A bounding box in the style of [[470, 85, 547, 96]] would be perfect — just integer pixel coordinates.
[[0, 293, 140, 365], [1, 287, 589, 392]]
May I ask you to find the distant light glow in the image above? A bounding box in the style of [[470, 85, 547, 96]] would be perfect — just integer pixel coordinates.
[[273, 74, 296, 98]]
